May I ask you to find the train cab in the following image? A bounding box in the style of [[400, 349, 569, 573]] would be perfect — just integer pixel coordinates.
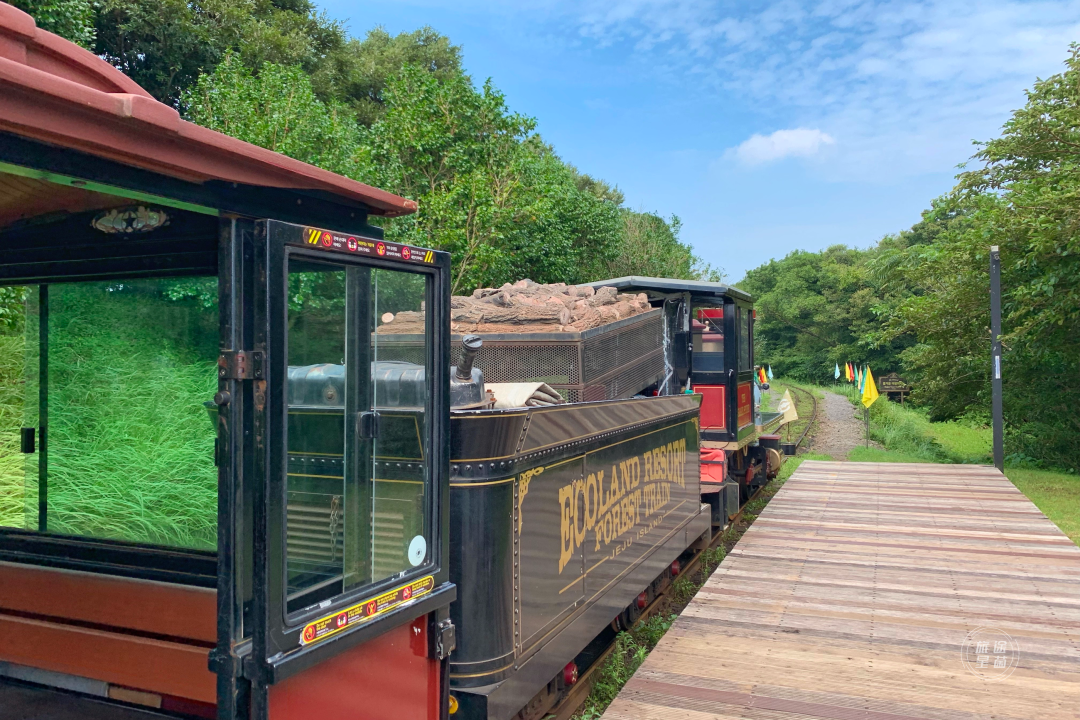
[[584, 277, 773, 501], [0, 8, 454, 720]]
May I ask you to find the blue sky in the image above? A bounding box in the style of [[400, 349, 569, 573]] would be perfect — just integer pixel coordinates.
[[319, 0, 1080, 280]]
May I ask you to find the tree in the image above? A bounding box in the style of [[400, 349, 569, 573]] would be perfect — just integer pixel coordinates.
[[600, 211, 717, 281], [332, 26, 462, 126], [875, 48, 1080, 468], [183, 54, 360, 177], [9, 0, 95, 47], [739, 246, 911, 382], [357, 66, 626, 292], [89, 0, 460, 116]]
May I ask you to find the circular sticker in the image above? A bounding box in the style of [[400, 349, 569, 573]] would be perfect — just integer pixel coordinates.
[[408, 535, 427, 567], [401, 246, 412, 260], [376, 241, 386, 256], [347, 237, 357, 251], [321, 232, 333, 247]]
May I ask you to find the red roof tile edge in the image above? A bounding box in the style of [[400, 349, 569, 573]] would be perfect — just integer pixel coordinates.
[[0, 3, 417, 217]]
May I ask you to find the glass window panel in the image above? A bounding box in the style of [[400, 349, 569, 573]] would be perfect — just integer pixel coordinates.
[[0, 287, 37, 530], [286, 261, 352, 612], [284, 258, 432, 617], [738, 308, 751, 371], [0, 279, 219, 549], [371, 268, 428, 579]]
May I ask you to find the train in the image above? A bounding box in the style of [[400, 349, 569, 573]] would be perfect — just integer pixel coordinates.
[[0, 9, 779, 720]]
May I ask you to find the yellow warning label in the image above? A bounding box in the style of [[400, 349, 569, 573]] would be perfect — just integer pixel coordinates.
[[299, 575, 435, 646]]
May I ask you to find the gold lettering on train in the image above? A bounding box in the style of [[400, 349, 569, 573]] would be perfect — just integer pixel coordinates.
[[557, 437, 687, 573]]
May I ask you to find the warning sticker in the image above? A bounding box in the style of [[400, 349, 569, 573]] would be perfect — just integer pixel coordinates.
[[293, 226, 436, 266], [299, 575, 436, 646]]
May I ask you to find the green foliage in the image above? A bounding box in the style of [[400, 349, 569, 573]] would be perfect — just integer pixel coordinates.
[[739, 246, 911, 382], [603, 211, 723, 281], [89, 0, 460, 114], [183, 55, 361, 176], [0, 287, 28, 334], [10, 0, 95, 47], [576, 614, 676, 719], [334, 26, 462, 126], [358, 66, 623, 292], [873, 47, 1080, 471]]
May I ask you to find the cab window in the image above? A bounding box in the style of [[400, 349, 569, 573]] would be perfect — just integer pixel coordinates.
[[0, 278, 218, 549]]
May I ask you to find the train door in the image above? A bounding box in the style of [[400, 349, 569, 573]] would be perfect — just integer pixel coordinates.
[[246, 220, 455, 720], [727, 299, 755, 443]]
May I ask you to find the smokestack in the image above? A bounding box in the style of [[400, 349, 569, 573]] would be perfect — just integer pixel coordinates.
[[456, 335, 482, 380]]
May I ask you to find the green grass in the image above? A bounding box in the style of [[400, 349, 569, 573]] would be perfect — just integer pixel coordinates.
[[0, 334, 31, 527], [1006, 468, 1080, 545], [832, 382, 991, 463], [576, 613, 677, 719], [0, 282, 218, 548], [846, 446, 937, 463]]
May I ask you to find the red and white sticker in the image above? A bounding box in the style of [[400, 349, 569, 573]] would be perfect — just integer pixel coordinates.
[[298, 575, 436, 646]]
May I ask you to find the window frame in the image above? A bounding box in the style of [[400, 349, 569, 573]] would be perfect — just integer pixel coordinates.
[[255, 220, 452, 680], [0, 273, 222, 586]]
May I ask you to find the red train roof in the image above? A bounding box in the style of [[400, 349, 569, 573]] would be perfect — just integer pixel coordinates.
[[0, 4, 416, 217]]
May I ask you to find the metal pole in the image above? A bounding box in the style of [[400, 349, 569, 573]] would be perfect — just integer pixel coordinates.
[[990, 246, 1004, 471], [865, 406, 869, 448]]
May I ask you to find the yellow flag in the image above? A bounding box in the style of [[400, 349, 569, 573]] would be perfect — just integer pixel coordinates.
[[861, 366, 880, 408], [778, 389, 799, 425]]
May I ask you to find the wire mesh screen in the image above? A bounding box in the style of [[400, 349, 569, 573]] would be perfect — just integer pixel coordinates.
[[378, 310, 664, 402]]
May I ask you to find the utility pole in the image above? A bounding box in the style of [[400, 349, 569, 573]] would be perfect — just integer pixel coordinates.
[[990, 246, 1003, 471]]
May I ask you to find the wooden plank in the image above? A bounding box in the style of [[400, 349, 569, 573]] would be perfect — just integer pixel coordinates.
[[602, 461, 1080, 720]]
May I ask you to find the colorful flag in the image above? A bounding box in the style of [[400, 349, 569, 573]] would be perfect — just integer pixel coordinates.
[[857, 365, 864, 393], [767, 365, 774, 380], [778, 389, 799, 425], [861, 366, 880, 408], [757, 366, 767, 384], [834, 363, 840, 380], [846, 362, 853, 382]]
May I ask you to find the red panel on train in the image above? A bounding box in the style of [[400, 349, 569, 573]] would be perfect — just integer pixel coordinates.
[[268, 618, 440, 720], [694, 385, 726, 428], [737, 382, 752, 428]]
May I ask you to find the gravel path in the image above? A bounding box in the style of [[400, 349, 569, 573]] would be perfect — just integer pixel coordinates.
[[808, 390, 883, 460]]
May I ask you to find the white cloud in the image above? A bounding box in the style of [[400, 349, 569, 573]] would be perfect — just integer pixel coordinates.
[[733, 128, 835, 165], [488, 0, 1080, 180]]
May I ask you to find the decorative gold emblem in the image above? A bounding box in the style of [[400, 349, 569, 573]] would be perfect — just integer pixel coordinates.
[[92, 206, 169, 234], [517, 466, 545, 533]]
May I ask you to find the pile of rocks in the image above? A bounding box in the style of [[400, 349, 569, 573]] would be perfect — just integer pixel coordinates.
[[378, 279, 652, 334]]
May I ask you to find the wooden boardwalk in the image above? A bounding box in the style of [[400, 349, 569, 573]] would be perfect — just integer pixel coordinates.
[[603, 461, 1080, 720]]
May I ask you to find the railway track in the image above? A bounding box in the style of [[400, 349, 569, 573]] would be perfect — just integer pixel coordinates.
[[544, 386, 820, 720], [784, 384, 819, 450]]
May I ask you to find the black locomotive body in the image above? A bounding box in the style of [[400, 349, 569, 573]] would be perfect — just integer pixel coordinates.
[[447, 396, 708, 719]]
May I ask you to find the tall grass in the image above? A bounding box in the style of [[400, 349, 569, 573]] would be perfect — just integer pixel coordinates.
[[0, 334, 29, 527], [0, 282, 218, 549], [833, 383, 991, 464]]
